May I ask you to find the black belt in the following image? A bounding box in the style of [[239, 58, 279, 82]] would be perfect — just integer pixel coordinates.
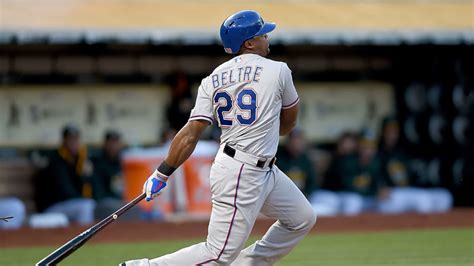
[[223, 144, 276, 169]]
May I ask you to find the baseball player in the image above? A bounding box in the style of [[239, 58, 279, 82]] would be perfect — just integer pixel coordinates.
[[122, 10, 316, 266]]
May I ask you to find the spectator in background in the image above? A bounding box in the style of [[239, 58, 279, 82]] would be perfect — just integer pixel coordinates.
[[323, 131, 359, 192], [277, 129, 316, 196], [0, 197, 26, 229], [91, 130, 141, 220], [38, 125, 95, 225], [163, 71, 220, 143], [337, 130, 383, 215], [277, 129, 340, 216], [377, 117, 452, 213], [165, 71, 194, 132], [91, 130, 123, 218]]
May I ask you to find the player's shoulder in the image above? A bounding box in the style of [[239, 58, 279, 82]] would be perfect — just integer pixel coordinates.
[[268, 58, 289, 69], [260, 57, 290, 74], [261, 56, 285, 65], [248, 55, 286, 67], [196, 73, 212, 91]]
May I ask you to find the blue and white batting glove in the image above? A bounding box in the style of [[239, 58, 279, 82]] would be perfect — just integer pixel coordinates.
[[143, 170, 168, 201]]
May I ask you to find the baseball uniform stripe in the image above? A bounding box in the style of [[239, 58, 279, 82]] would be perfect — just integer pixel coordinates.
[[189, 115, 214, 125], [282, 97, 300, 109], [197, 164, 245, 265]]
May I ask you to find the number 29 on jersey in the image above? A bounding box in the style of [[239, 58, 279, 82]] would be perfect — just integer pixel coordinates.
[[214, 88, 257, 127]]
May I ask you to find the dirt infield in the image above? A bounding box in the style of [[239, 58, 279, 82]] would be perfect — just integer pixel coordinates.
[[1, 209, 473, 248]]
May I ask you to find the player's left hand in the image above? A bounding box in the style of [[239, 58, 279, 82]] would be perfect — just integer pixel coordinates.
[[143, 170, 168, 201]]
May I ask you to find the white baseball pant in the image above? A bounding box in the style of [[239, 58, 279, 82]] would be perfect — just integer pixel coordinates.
[[127, 146, 316, 266]]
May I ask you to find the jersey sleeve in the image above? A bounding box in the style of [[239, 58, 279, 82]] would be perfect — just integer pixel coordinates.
[[279, 63, 299, 109], [189, 77, 214, 125]]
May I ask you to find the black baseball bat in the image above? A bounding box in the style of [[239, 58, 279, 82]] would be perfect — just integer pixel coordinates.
[[36, 193, 146, 266]]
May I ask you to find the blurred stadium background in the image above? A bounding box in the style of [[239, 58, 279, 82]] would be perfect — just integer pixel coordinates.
[[0, 0, 473, 248]]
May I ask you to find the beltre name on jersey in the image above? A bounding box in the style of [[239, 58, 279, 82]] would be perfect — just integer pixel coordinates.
[[211, 65, 263, 89]]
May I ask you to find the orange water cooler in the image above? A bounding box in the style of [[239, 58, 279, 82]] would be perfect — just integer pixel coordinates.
[[122, 142, 218, 217]]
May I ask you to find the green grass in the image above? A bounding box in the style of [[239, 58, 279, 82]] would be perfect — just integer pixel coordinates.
[[1, 228, 473, 266]]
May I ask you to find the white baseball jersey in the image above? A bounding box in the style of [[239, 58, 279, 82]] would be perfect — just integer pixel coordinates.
[[123, 54, 315, 266], [189, 53, 299, 157]]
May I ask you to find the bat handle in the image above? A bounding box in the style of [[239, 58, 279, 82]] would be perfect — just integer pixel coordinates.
[[93, 192, 146, 232], [116, 193, 146, 217]]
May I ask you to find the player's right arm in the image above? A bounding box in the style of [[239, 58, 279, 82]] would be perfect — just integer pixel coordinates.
[[163, 120, 209, 167], [144, 120, 209, 201]]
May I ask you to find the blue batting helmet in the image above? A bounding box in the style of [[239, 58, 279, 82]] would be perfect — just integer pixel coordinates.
[[220, 10, 276, 54]]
